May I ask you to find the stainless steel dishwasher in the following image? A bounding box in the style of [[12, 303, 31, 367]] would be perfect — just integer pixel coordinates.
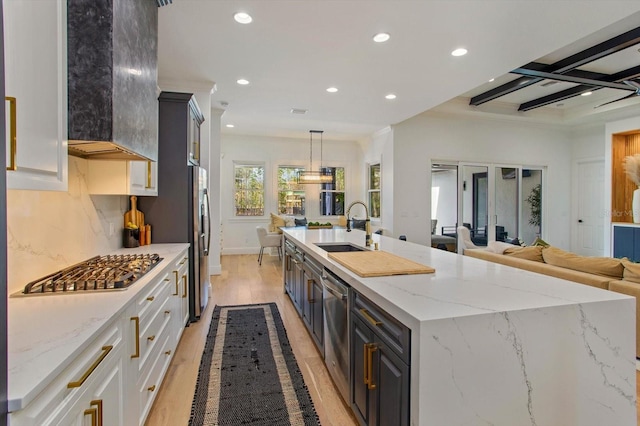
[[321, 268, 350, 402]]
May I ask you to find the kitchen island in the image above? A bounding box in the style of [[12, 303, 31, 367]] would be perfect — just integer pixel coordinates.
[[283, 228, 636, 426]]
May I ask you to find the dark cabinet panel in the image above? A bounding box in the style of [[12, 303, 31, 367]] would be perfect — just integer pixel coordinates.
[[612, 225, 640, 262]]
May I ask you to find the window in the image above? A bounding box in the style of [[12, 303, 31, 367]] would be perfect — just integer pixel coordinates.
[[278, 166, 306, 215], [234, 163, 264, 216], [369, 164, 381, 218], [320, 167, 345, 215]]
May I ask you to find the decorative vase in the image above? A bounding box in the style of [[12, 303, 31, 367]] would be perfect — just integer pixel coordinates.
[[633, 188, 640, 223]]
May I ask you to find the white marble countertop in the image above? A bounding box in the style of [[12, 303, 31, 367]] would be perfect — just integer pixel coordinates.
[[283, 228, 630, 329], [8, 243, 190, 412]]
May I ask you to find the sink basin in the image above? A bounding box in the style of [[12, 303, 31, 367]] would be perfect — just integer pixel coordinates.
[[315, 242, 367, 252]]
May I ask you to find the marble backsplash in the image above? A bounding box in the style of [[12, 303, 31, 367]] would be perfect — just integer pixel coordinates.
[[7, 157, 127, 294]]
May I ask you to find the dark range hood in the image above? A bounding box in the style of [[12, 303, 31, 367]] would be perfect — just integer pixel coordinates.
[[67, 0, 158, 161]]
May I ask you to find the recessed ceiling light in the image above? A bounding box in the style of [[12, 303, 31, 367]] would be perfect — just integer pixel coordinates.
[[237, 78, 250, 85], [234, 12, 252, 24], [488, 78, 495, 82], [451, 48, 468, 57], [581, 91, 593, 96], [326, 87, 338, 93], [373, 33, 390, 43], [226, 124, 235, 128], [385, 94, 396, 100]]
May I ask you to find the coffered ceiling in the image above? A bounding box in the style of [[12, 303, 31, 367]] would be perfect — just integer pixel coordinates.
[[158, 1, 640, 140]]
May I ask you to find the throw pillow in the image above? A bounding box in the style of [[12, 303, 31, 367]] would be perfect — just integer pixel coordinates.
[[486, 241, 516, 254], [621, 258, 640, 283], [270, 213, 287, 234], [294, 217, 307, 226], [503, 246, 544, 262], [542, 246, 624, 279]]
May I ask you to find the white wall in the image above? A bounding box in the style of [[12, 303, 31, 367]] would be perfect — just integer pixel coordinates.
[[221, 133, 364, 254], [390, 112, 573, 248], [7, 157, 125, 294]]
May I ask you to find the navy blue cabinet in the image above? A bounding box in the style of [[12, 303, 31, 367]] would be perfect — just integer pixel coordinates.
[[613, 225, 640, 262]]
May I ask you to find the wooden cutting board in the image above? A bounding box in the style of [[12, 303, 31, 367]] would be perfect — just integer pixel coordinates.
[[328, 250, 435, 277], [124, 195, 144, 228]]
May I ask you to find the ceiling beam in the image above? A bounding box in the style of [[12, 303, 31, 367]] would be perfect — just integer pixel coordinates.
[[470, 26, 640, 106], [518, 65, 640, 111], [510, 68, 635, 90]]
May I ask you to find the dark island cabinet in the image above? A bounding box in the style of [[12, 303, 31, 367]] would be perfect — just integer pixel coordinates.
[[351, 292, 410, 426], [302, 259, 324, 349]]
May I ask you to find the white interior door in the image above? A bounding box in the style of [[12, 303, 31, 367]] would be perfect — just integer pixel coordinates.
[[574, 159, 604, 256]]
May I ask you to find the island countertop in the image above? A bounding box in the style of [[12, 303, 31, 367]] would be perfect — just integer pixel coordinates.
[[282, 228, 637, 425]]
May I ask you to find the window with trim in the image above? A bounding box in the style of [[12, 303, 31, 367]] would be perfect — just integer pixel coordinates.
[[369, 164, 381, 218], [278, 166, 306, 215], [234, 163, 265, 216], [319, 167, 345, 215]]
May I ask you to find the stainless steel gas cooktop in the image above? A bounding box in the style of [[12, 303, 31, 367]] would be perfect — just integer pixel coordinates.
[[19, 253, 162, 295]]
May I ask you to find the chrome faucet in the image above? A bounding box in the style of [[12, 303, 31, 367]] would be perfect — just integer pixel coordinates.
[[346, 200, 371, 247]]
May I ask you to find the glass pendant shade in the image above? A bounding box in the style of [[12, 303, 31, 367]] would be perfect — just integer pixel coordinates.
[[297, 130, 335, 184]]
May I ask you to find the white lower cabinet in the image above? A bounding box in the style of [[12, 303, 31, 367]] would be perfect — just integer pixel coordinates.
[[9, 248, 190, 426]]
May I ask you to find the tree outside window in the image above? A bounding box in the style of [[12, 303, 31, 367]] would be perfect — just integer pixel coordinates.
[[320, 167, 345, 215], [278, 166, 306, 215], [369, 164, 381, 218], [234, 164, 264, 216]]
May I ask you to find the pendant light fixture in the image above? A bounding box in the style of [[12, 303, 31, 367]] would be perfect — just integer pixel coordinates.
[[297, 130, 334, 184]]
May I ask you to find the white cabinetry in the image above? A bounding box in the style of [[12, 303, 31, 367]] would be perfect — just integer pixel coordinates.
[[9, 321, 126, 426], [87, 160, 158, 196], [4, 0, 68, 191]]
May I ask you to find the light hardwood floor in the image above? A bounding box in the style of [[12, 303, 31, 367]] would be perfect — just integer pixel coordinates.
[[146, 253, 640, 426], [145, 254, 357, 426]]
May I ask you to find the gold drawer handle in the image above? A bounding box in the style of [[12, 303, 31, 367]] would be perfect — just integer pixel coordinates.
[[84, 407, 97, 426], [180, 257, 187, 265], [148, 385, 156, 392], [165, 349, 172, 356], [146, 160, 152, 189], [91, 400, 103, 426], [173, 271, 179, 296], [146, 296, 155, 302], [359, 308, 382, 326], [68, 345, 113, 388], [5, 97, 16, 171], [147, 335, 155, 341], [366, 343, 377, 390], [307, 279, 314, 303], [182, 274, 187, 298], [130, 317, 140, 359]]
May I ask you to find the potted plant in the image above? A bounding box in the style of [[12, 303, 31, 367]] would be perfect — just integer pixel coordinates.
[[526, 184, 541, 234]]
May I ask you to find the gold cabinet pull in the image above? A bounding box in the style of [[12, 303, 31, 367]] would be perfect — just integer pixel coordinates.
[[180, 257, 187, 265], [130, 317, 140, 359], [182, 274, 187, 298], [84, 407, 97, 426], [307, 279, 314, 303], [363, 343, 369, 385], [148, 385, 156, 392], [366, 343, 377, 390], [68, 345, 113, 388], [173, 271, 179, 295], [146, 296, 155, 302], [147, 335, 155, 341], [90, 400, 103, 426], [359, 309, 382, 326], [194, 141, 199, 161], [5, 97, 16, 171], [145, 160, 152, 189], [165, 349, 172, 356]]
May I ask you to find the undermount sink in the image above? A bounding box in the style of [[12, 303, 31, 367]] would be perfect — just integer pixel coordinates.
[[315, 242, 367, 252]]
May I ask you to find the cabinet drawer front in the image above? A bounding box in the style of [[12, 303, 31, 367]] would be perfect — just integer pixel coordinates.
[[138, 332, 173, 425], [138, 295, 172, 377], [136, 271, 172, 324], [10, 322, 123, 424], [352, 292, 410, 364]]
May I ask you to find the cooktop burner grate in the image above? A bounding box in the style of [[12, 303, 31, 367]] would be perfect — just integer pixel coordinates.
[[22, 253, 163, 295]]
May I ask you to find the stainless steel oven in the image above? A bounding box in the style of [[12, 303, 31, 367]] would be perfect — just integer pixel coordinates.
[[321, 268, 350, 402]]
